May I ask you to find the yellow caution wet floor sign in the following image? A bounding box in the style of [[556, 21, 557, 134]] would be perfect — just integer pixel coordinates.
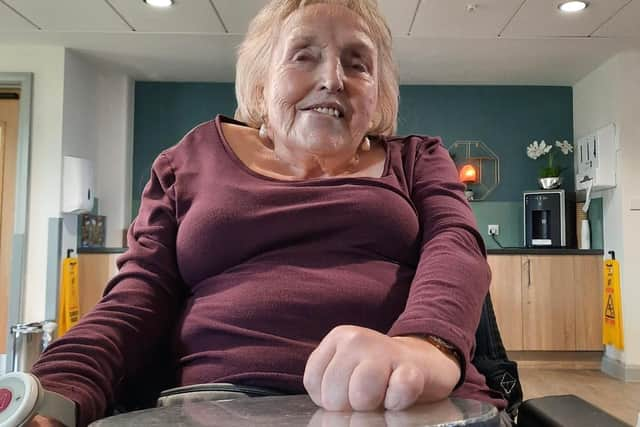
[[602, 252, 624, 350], [58, 251, 80, 336]]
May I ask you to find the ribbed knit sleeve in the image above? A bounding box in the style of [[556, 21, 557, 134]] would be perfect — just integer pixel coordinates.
[[387, 137, 491, 386], [31, 152, 186, 427]]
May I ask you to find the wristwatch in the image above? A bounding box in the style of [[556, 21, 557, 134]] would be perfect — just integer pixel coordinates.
[[0, 372, 76, 427]]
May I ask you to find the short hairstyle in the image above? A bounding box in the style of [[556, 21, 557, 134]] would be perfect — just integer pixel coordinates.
[[235, 0, 399, 135]]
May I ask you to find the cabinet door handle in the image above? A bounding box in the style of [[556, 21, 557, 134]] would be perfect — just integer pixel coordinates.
[[527, 258, 532, 288]]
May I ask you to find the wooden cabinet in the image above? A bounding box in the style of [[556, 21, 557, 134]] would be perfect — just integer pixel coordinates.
[[487, 256, 523, 350], [523, 256, 576, 350], [574, 256, 603, 350], [77, 253, 120, 318], [488, 254, 602, 351]]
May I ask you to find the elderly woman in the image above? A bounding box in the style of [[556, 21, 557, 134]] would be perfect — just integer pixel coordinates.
[[29, 0, 507, 426]]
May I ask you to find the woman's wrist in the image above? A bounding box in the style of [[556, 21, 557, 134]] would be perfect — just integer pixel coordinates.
[[393, 335, 462, 399], [422, 335, 463, 371], [27, 415, 65, 426]]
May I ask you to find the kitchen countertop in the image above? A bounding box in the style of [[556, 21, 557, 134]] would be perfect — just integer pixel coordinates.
[[77, 247, 127, 254], [487, 248, 604, 255]]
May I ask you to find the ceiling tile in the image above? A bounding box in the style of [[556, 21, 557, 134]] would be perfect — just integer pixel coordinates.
[[594, 0, 640, 37], [3, 0, 130, 32], [378, 0, 419, 36], [393, 36, 625, 84], [110, 0, 224, 33], [0, 30, 636, 84], [502, 0, 630, 37], [212, 1, 418, 36], [213, 0, 269, 34], [0, 2, 38, 31], [411, 0, 524, 38]]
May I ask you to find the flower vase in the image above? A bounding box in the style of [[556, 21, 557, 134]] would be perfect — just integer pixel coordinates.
[[538, 177, 562, 190]]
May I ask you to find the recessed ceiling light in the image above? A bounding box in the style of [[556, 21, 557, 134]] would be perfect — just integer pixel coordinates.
[[144, 0, 174, 8], [559, 1, 588, 13]]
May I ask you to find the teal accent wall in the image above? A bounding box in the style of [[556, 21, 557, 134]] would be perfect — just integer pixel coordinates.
[[132, 82, 602, 249], [471, 202, 522, 249], [132, 82, 237, 214], [588, 197, 603, 250], [475, 199, 603, 250], [397, 86, 575, 200]]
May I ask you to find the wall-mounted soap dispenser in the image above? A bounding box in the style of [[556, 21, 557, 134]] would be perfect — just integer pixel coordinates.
[[62, 156, 95, 214]]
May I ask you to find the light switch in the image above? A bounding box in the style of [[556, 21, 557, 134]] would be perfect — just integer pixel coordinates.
[[631, 198, 640, 211]]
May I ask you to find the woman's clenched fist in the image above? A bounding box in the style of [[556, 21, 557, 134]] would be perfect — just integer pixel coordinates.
[[303, 325, 461, 412]]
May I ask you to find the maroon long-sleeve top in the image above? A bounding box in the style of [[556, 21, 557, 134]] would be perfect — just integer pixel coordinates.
[[32, 115, 505, 426]]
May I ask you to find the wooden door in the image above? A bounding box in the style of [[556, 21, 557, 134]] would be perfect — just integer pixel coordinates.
[[0, 97, 19, 354], [0, 122, 5, 233], [487, 255, 523, 350], [523, 255, 576, 350], [574, 255, 603, 350], [0, 121, 5, 355]]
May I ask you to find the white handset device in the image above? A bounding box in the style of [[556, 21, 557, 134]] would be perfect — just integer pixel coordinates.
[[0, 372, 76, 427]]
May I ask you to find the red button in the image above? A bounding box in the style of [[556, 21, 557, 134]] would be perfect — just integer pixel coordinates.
[[0, 388, 12, 412]]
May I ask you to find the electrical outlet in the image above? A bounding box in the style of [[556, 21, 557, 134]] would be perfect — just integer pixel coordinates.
[[488, 224, 500, 236]]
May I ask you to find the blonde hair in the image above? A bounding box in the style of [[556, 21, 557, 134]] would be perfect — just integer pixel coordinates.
[[234, 0, 399, 135]]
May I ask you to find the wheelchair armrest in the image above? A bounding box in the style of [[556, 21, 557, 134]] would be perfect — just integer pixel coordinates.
[[517, 394, 630, 427]]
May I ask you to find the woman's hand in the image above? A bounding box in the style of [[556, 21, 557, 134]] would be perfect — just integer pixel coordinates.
[[27, 415, 64, 426], [303, 325, 461, 412]]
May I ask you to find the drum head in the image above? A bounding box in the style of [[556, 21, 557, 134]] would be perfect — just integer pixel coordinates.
[[91, 394, 499, 427]]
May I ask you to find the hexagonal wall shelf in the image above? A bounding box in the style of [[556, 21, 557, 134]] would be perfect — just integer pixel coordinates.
[[448, 141, 500, 201]]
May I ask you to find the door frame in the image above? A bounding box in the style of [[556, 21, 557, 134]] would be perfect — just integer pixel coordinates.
[[0, 73, 33, 367]]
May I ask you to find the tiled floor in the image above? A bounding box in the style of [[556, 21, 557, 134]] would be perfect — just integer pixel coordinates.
[[519, 368, 640, 425]]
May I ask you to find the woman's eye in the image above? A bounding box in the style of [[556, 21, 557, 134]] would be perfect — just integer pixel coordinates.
[[293, 52, 313, 62], [352, 62, 368, 73]]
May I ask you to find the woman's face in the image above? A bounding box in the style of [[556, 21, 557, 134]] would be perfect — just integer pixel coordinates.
[[263, 3, 379, 158]]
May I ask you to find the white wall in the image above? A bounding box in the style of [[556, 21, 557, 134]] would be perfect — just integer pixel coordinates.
[[61, 50, 100, 259], [62, 51, 134, 250], [61, 51, 134, 254], [0, 47, 133, 325], [573, 50, 640, 373], [62, 50, 99, 161], [0, 46, 66, 323], [617, 51, 640, 369], [95, 70, 134, 247]]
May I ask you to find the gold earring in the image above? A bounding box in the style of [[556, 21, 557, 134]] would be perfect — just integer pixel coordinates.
[[361, 136, 371, 152]]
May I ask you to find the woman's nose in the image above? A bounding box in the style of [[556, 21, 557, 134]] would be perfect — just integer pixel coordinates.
[[319, 58, 345, 93]]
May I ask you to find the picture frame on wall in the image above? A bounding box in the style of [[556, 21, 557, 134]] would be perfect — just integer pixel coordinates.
[[78, 214, 106, 248]]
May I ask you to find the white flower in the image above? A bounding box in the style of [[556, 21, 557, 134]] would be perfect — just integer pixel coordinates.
[[555, 140, 574, 155], [526, 140, 551, 159]]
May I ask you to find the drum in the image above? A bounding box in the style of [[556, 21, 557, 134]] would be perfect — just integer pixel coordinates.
[[91, 394, 500, 427]]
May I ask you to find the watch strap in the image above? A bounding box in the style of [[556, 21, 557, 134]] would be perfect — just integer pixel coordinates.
[[424, 335, 463, 369]]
